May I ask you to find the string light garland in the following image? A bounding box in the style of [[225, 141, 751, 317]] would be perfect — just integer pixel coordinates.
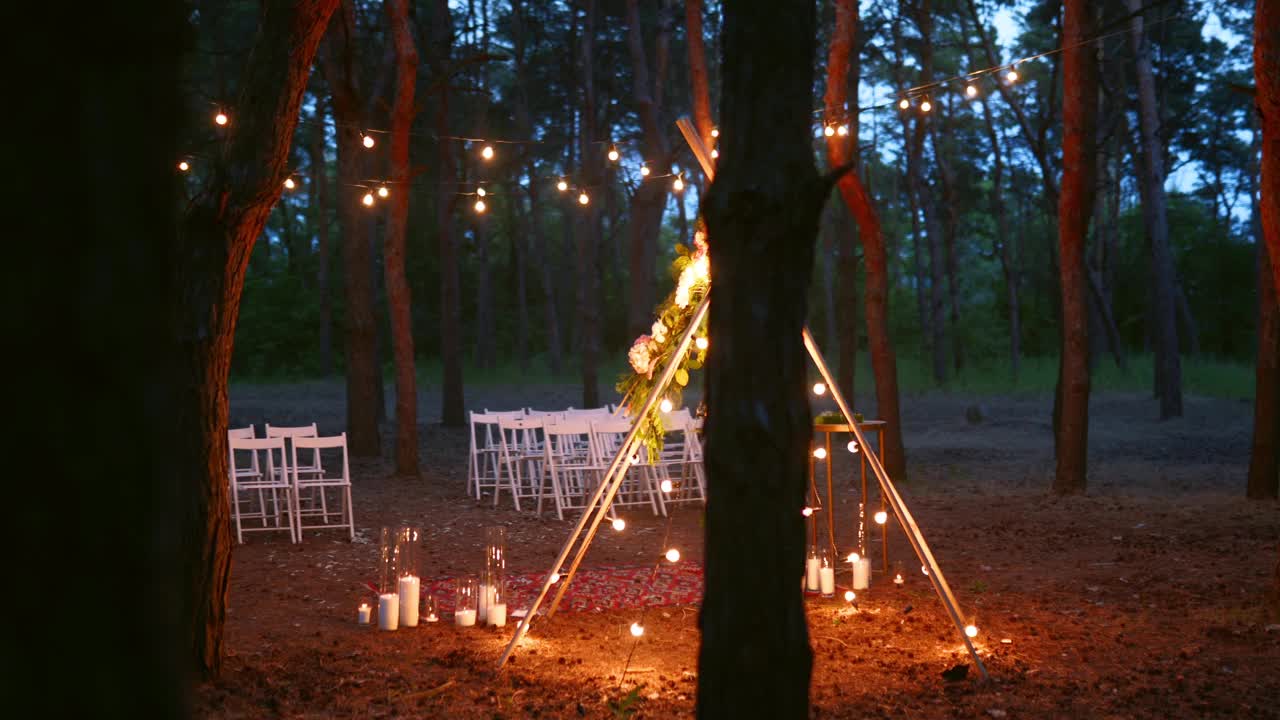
[[659, 398, 673, 413], [556, 178, 569, 192], [214, 111, 228, 126], [377, 185, 389, 198], [813, 382, 827, 396], [283, 177, 296, 190], [612, 517, 626, 532], [361, 192, 375, 207], [608, 146, 620, 162], [665, 548, 680, 563], [813, 447, 827, 460], [361, 133, 375, 149], [578, 191, 590, 206], [672, 174, 685, 193], [639, 164, 650, 177], [481, 144, 494, 160], [694, 336, 708, 351], [177, 160, 190, 172]]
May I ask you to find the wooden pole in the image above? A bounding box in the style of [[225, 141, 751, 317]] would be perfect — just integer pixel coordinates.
[[803, 327, 989, 680]]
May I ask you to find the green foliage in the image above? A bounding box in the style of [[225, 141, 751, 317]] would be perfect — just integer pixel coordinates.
[[608, 684, 645, 719]]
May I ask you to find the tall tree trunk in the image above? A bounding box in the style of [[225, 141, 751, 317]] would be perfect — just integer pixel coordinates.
[[698, 0, 832, 713], [981, 98, 1021, 380], [825, 0, 906, 479], [320, 2, 381, 456], [685, 0, 715, 154], [835, 206, 859, 402], [310, 115, 334, 376], [384, 0, 420, 477], [575, 0, 602, 408], [931, 117, 964, 373], [1248, 242, 1280, 500], [625, 0, 672, 341], [1053, 0, 1097, 495], [474, 220, 497, 370], [1124, 0, 1181, 418], [430, 0, 465, 426], [1256, 0, 1280, 622], [511, 199, 532, 373]]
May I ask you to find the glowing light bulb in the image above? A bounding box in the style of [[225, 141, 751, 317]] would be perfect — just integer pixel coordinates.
[[847, 440, 859, 453], [1006, 69, 1019, 83], [481, 145, 494, 160], [920, 99, 933, 113], [874, 511, 888, 525], [283, 177, 296, 190], [813, 447, 827, 460], [710, 149, 719, 159], [837, 124, 849, 136], [801, 507, 814, 518], [557, 179, 569, 192], [640, 165, 651, 177], [628, 454, 639, 465], [475, 199, 486, 213], [362, 192, 375, 207], [673, 175, 685, 192], [921, 565, 929, 576], [608, 146, 620, 162], [578, 191, 590, 205], [824, 125, 835, 137], [630, 622, 644, 637], [377, 186, 389, 198], [177, 161, 190, 172], [362, 134, 375, 148], [612, 517, 626, 532], [660, 479, 674, 493], [965, 84, 978, 98], [660, 399, 673, 413], [214, 111, 228, 126], [710, 127, 719, 138], [812, 382, 826, 396], [665, 548, 680, 563], [843, 590, 856, 602], [847, 552, 860, 563], [965, 624, 979, 638], [477, 186, 486, 197], [898, 98, 910, 110], [550, 572, 561, 583], [695, 337, 709, 351]]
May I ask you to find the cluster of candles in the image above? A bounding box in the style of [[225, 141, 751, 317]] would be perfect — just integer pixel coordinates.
[[358, 527, 438, 631]]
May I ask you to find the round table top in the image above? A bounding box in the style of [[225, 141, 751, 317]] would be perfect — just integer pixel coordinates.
[[813, 420, 886, 432]]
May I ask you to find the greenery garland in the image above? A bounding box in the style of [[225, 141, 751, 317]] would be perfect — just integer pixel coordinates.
[[616, 224, 711, 457]]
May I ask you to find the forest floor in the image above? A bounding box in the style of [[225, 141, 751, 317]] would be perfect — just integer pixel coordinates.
[[194, 380, 1280, 719]]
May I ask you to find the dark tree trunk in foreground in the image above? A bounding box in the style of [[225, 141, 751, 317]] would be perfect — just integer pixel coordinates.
[[1248, 242, 1279, 500], [1261, 0, 1280, 297], [823, 0, 906, 479], [1125, 0, 1181, 419], [698, 0, 835, 715], [429, 0, 465, 426], [320, 2, 381, 456], [575, 0, 602, 408], [1053, 0, 1097, 495], [384, 0, 420, 477], [1252, 0, 1280, 506], [15, 2, 192, 713]]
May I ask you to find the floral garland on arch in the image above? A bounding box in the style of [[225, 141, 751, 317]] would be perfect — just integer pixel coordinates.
[[616, 222, 711, 456]]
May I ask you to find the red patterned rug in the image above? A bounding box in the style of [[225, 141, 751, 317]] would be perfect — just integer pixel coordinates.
[[419, 563, 705, 614]]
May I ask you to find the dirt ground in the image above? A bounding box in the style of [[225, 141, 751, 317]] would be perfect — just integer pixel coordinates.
[[194, 381, 1280, 719]]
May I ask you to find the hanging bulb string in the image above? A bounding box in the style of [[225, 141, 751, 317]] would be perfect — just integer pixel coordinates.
[[616, 500, 681, 691]]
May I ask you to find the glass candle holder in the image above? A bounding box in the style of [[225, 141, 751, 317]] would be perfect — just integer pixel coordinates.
[[481, 526, 506, 623], [423, 592, 439, 623], [819, 547, 836, 598], [806, 543, 821, 592], [893, 560, 905, 589], [396, 527, 421, 627], [454, 576, 478, 627], [487, 577, 508, 627], [377, 528, 400, 630]]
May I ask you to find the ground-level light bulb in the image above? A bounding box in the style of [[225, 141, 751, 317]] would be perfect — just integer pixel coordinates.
[[283, 177, 296, 190], [920, 99, 933, 113], [874, 511, 888, 524], [628, 454, 639, 465], [481, 145, 494, 160], [844, 590, 856, 602], [377, 186, 389, 198], [214, 111, 228, 126], [695, 337, 709, 351], [898, 98, 910, 110], [813, 447, 827, 460], [711, 149, 719, 159], [965, 84, 978, 98], [612, 517, 626, 532], [640, 165, 651, 177], [847, 440, 859, 453], [813, 382, 826, 396], [665, 548, 680, 563], [362, 192, 375, 207], [362, 134, 375, 148], [177, 160, 190, 172], [557, 178, 569, 192], [474, 199, 487, 213], [921, 565, 929, 576], [710, 127, 719, 138], [578, 191, 590, 205], [630, 622, 644, 637], [608, 146, 620, 162], [660, 479, 673, 493], [965, 624, 979, 638], [550, 572, 561, 583]]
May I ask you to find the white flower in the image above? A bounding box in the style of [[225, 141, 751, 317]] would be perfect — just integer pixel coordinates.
[[674, 284, 690, 309], [651, 320, 668, 344], [628, 335, 655, 375]]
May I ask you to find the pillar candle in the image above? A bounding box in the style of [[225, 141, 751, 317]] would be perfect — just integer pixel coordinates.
[[478, 583, 491, 623], [377, 593, 399, 631], [357, 603, 371, 625], [454, 608, 477, 627], [488, 602, 507, 628], [806, 557, 821, 591], [819, 566, 835, 597], [853, 558, 871, 590], [398, 575, 420, 627]]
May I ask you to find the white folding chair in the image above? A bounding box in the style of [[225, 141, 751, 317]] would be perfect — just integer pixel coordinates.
[[227, 426, 259, 486], [229, 436, 296, 543], [468, 412, 504, 500], [495, 416, 546, 511], [267, 422, 326, 517], [542, 419, 605, 520], [291, 433, 355, 540], [590, 418, 665, 516]]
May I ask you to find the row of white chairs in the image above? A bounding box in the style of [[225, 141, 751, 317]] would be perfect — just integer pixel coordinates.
[[467, 406, 706, 520], [227, 423, 355, 544]]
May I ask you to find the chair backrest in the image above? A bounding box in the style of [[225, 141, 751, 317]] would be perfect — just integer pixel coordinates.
[[662, 408, 693, 427], [266, 423, 318, 439], [589, 418, 636, 463], [292, 433, 348, 450], [228, 426, 256, 440], [565, 407, 611, 420], [228, 436, 287, 483], [484, 410, 528, 421], [544, 419, 593, 458], [291, 434, 349, 483]]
